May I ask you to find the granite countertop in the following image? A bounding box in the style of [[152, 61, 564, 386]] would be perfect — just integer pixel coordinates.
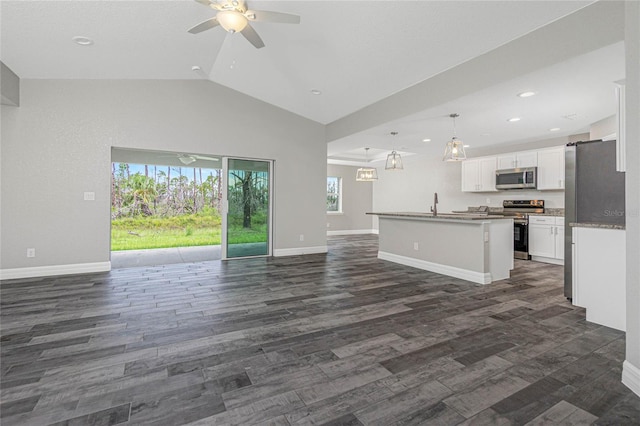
[[570, 222, 625, 230], [530, 208, 565, 217], [367, 212, 511, 221]]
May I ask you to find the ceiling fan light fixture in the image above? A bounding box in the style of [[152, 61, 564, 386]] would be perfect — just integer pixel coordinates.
[[217, 10, 248, 33]]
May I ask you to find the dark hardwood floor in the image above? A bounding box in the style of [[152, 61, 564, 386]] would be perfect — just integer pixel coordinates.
[[1, 235, 639, 425]]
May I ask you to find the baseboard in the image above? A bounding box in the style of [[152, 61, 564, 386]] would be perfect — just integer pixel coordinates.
[[273, 246, 328, 257], [530, 256, 564, 266], [622, 360, 640, 397], [378, 251, 491, 284], [327, 229, 376, 236], [0, 262, 112, 281]]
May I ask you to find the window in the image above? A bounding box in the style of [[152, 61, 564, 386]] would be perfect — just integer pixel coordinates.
[[327, 176, 342, 213]]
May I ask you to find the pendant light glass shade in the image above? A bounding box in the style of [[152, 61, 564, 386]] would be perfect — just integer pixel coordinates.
[[356, 167, 378, 181], [385, 151, 404, 170], [385, 132, 403, 170], [356, 147, 378, 181], [443, 113, 467, 161], [443, 137, 467, 161]]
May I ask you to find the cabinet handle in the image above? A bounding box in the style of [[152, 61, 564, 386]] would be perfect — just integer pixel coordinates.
[[550, 227, 554, 235]]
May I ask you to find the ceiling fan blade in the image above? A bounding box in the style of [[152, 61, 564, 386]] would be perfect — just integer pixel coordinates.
[[246, 9, 300, 24], [193, 155, 220, 161], [193, 0, 222, 9], [240, 24, 265, 49], [188, 18, 220, 34]]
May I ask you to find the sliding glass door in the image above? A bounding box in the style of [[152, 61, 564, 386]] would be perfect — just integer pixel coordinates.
[[222, 158, 272, 259]]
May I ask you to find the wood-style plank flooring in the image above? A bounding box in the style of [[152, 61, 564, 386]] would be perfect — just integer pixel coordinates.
[[1, 235, 639, 425]]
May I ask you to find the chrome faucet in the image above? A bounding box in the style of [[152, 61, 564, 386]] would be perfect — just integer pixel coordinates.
[[430, 192, 438, 216]]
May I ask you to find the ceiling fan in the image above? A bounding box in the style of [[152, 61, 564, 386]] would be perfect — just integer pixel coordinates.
[[188, 0, 300, 49], [177, 154, 220, 165]]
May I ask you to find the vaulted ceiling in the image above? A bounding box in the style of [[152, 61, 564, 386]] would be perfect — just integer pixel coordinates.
[[1, 1, 625, 163]]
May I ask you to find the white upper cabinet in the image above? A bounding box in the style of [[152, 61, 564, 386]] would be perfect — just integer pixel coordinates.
[[496, 151, 538, 169], [536, 147, 565, 190], [462, 157, 498, 192]]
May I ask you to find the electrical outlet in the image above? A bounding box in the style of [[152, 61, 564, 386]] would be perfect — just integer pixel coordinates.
[[299, 234, 304, 242], [84, 192, 95, 201], [413, 242, 419, 251], [27, 248, 35, 258], [486, 198, 491, 204], [327, 223, 330, 228]]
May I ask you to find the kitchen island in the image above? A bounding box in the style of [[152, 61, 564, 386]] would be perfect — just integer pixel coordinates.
[[368, 212, 514, 284]]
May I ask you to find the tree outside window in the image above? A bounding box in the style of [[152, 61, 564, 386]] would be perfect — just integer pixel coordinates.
[[327, 176, 342, 212]]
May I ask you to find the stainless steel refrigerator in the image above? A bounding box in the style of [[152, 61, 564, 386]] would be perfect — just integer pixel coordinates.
[[564, 139, 625, 299]]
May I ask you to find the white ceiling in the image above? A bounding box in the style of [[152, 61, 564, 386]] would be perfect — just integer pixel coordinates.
[[1, 1, 625, 163]]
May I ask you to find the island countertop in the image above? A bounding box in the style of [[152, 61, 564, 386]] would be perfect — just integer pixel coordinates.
[[367, 212, 510, 221]]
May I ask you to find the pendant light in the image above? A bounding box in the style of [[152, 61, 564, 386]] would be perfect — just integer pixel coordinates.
[[385, 131, 404, 170], [356, 148, 378, 181], [443, 113, 467, 161]]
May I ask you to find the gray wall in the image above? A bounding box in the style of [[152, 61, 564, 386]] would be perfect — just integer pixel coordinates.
[[0, 79, 327, 271], [0, 61, 20, 106], [326, 164, 374, 233]]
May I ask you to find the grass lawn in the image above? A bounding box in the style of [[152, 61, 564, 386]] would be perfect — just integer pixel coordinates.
[[111, 227, 221, 251], [111, 214, 268, 251]]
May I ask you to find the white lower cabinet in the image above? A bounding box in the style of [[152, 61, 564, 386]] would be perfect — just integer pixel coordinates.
[[528, 216, 564, 264], [572, 227, 625, 331]]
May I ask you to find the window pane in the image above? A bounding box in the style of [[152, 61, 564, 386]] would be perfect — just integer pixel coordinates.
[[327, 176, 341, 212]]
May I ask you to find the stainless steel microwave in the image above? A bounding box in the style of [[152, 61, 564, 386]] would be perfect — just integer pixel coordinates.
[[495, 167, 537, 190]]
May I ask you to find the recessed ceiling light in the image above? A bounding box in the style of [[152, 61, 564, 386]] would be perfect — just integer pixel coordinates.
[[549, 127, 561, 132], [310, 89, 322, 95], [463, 145, 470, 148], [72, 36, 93, 46], [480, 133, 490, 137], [192, 65, 201, 72], [518, 91, 536, 98], [422, 138, 431, 142], [507, 117, 521, 122]]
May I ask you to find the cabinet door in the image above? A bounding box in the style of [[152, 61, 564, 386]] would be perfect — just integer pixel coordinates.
[[537, 147, 565, 190], [497, 154, 516, 169], [516, 151, 538, 168], [555, 225, 565, 260], [529, 224, 555, 258], [478, 157, 497, 192], [461, 160, 480, 192]]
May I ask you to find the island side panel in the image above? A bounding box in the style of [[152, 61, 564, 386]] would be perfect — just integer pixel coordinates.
[[377, 216, 489, 284], [488, 218, 515, 282]]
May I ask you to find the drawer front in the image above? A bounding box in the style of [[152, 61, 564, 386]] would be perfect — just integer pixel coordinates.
[[529, 215, 556, 225], [555, 217, 565, 225]]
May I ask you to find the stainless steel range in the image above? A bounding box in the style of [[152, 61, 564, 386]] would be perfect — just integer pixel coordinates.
[[502, 200, 545, 260]]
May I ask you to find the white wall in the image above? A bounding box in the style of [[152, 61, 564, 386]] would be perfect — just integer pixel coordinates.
[[326, 164, 374, 233], [623, 0, 640, 398], [0, 80, 327, 276], [372, 138, 574, 226]]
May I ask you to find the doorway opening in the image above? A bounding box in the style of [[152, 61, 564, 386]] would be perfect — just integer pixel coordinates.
[[110, 148, 223, 268], [110, 148, 274, 268]]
